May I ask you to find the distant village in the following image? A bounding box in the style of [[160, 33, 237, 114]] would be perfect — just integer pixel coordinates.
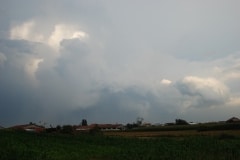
[[1, 117, 240, 133]]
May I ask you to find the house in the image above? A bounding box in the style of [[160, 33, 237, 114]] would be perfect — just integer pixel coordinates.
[[10, 123, 45, 132], [226, 117, 240, 123], [164, 123, 175, 126], [98, 124, 124, 131], [76, 123, 124, 132], [141, 122, 152, 127], [189, 122, 197, 125], [75, 124, 98, 132]]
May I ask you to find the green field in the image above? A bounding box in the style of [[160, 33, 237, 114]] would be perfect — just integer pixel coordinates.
[[1, 130, 240, 160]]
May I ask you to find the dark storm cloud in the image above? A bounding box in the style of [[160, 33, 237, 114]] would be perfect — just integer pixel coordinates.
[[0, 39, 44, 125], [65, 87, 181, 125]]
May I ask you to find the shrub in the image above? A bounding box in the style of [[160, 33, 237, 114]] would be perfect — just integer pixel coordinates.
[[61, 125, 73, 134]]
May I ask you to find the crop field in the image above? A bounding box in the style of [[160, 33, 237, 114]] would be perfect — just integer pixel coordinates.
[[104, 130, 240, 137], [1, 129, 240, 160], [104, 122, 240, 138]]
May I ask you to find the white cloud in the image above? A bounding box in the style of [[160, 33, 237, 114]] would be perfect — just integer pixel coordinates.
[[161, 79, 172, 85], [10, 21, 88, 52], [48, 24, 88, 51], [182, 76, 228, 96], [10, 21, 34, 40], [72, 31, 88, 39], [10, 21, 44, 42]]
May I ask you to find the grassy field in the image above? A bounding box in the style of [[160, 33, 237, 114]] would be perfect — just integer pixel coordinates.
[[1, 129, 240, 160]]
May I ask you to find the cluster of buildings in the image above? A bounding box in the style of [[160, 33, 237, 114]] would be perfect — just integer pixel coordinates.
[[1, 117, 240, 133], [0, 123, 124, 133], [9, 123, 45, 132]]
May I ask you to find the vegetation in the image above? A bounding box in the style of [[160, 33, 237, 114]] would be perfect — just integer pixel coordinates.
[[81, 119, 88, 126], [175, 119, 189, 125], [1, 130, 240, 160], [129, 122, 240, 132]]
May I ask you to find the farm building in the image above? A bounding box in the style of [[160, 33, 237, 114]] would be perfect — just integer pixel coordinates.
[[226, 117, 240, 123], [10, 123, 45, 132], [76, 124, 124, 132], [98, 124, 124, 131], [75, 124, 97, 131], [141, 122, 152, 127]]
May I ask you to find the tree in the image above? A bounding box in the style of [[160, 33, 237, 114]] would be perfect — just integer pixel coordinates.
[[56, 125, 61, 131], [61, 125, 73, 134], [126, 123, 138, 129], [175, 119, 189, 125], [136, 117, 144, 126], [82, 119, 88, 126]]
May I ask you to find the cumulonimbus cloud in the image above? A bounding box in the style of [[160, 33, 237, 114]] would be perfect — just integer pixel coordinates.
[[1, 0, 240, 126]]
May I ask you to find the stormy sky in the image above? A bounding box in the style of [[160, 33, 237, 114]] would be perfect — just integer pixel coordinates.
[[1, 0, 240, 127]]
